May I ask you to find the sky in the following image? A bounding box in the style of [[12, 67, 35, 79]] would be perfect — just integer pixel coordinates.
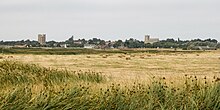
[[0, 0, 220, 42]]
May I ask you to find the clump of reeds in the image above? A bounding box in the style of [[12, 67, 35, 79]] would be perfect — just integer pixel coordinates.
[[140, 56, 145, 59], [0, 61, 106, 88], [146, 55, 151, 57], [118, 55, 125, 58], [102, 55, 108, 58], [102, 56, 107, 58], [215, 77, 220, 82], [126, 57, 131, 60], [76, 71, 106, 83], [7, 56, 13, 58], [86, 56, 91, 58], [130, 54, 135, 57], [0, 60, 220, 110]]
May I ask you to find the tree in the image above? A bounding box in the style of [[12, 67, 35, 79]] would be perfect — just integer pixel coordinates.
[[124, 38, 145, 48], [46, 41, 57, 47], [204, 38, 218, 43], [99, 40, 106, 45], [68, 36, 74, 41], [113, 40, 124, 48], [88, 38, 104, 45], [65, 36, 74, 44], [216, 43, 220, 48], [166, 38, 176, 43]]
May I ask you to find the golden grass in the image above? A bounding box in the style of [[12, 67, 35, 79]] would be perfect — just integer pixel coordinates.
[[0, 55, 219, 109], [1, 50, 220, 84]]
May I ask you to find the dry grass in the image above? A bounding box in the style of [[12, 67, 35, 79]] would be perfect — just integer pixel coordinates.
[[1, 50, 220, 109], [126, 57, 131, 60], [86, 56, 91, 58], [8, 50, 220, 84], [0, 61, 219, 109]]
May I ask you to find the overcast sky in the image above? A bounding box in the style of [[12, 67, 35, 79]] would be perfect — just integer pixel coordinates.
[[0, 0, 219, 41]]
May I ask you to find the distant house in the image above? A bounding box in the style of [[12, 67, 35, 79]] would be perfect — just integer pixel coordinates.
[[103, 41, 114, 49], [74, 40, 83, 44], [14, 44, 28, 48], [144, 35, 159, 44], [84, 44, 96, 49], [60, 44, 68, 48], [0, 45, 13, 48]]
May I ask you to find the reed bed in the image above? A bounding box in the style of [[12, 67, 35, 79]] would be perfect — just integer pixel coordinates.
[[0, 61, 219, 110]]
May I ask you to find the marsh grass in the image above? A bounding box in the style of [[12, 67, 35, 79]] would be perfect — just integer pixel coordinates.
[[0, 61, 219, 110], [1, 48, 201, 55], [0, 61, 106, 88]]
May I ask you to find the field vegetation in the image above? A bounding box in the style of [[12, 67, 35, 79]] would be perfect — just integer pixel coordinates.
[[0, 47, 203, 55], [0, 61, 219, 109], [0, 49, 220, 109]]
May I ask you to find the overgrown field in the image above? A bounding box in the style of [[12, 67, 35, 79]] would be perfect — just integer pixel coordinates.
[[0, 61, 220, 109], [3, 50, 220, 83]]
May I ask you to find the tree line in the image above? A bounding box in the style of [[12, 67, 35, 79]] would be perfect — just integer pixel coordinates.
[[113, 38, 219, 50], [0, 37, 219, 49]]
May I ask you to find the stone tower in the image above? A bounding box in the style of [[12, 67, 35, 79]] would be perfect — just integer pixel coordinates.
[[38, 34, 46, 45], [145, 35, 150, 43]]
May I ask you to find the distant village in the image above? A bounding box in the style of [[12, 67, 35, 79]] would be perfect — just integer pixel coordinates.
[[0, 34, 219, 50]]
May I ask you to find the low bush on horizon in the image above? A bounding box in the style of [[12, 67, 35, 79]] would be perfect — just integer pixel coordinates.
[[0, 61, 219, 110]]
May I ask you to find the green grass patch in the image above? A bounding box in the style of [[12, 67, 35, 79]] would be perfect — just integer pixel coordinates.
[[0, 61, 106, 88], [0, 61, 219, 109]]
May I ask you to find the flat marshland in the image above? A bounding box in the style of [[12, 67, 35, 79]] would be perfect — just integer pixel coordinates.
[[9, 49, 220, 82], [0, 49, 220, 109]]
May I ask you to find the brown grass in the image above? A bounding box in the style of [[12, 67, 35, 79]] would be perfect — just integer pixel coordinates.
[[130, 54, 135, 57], [102, 55, 108, 58], [8, 50, 220, 84], [126, 57, 131, 60], [140, 56, 145, 59], [146, 54, 152, 57], [118, 55, 125, 58]]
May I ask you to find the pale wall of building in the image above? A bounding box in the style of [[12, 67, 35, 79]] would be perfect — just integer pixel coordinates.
[[144, 35, 159, 44], [38, 34, 46, 45]]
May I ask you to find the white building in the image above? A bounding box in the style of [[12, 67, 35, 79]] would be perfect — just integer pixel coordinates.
[[144, 35, 159, 44], [84, 44, 96, 49], [60, 44, 67, 48]]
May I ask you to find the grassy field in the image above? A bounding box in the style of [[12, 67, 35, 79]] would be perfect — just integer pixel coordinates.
[[0, 47, 204, 55], [2, 49, 219, 83], [0, 49, 220, 109]]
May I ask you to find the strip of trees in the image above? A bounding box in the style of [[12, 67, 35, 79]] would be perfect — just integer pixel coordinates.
[[0, 37, 219, 49], [113, 38, 219, 50]]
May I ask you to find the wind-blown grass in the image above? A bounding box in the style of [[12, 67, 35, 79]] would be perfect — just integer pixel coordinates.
[[0, 61, 219, 110], [0, 61, 106, 87]]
